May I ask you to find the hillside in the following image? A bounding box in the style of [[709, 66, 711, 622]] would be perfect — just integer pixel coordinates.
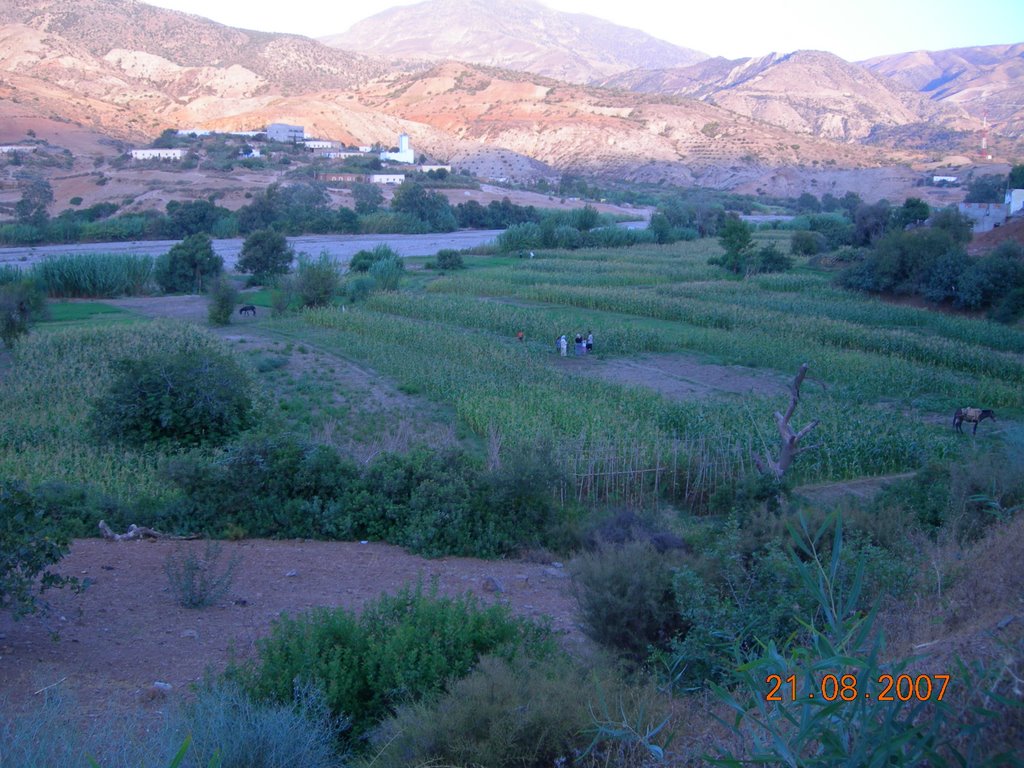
[[863, 43, 1024, 141], [603, 50, 978, 145], [319, 0, 707, 84]]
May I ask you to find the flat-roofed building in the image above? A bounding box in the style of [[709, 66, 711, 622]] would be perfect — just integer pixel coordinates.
[[130, 148, 185, 160], [266, 123, 304, 143]]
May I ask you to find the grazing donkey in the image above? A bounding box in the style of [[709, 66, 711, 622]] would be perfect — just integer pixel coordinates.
[[238, 304, 256, 317], [953, 407, 996, 434]]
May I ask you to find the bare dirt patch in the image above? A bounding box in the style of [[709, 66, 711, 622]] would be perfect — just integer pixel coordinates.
[[564, 353, 792, 401], [0, 539, 580, 715]]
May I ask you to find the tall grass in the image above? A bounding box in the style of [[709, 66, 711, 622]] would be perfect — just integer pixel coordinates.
[[0, 321, 236, 502], [33, 253, 154, 298]]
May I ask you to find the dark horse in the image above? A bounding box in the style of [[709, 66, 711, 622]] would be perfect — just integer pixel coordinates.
[[238, 304, 256, 317], [953, 407, 996, 434]]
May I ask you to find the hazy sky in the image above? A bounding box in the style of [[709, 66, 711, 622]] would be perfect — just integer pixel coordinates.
[[144, 0, 1023, 61]]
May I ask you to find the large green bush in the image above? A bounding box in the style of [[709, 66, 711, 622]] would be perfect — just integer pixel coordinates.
[[368, 656, 593, 768], [294, 251, 341, 308], [155, 233, 223, 293], [89, 348, 256, 447], [206, 275, 239, 325], [348, 243, 397, 273], [570, 541, 684, 662], [236, 584, 556, 740], [237, 228, 294, 281], [0, 277, 46, 348]]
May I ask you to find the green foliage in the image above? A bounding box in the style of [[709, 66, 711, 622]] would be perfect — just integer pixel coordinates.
[[351, 182, 383, 215], [0, 482, 82, 620], [435, 248, 465, 270], [749, 243, 793, 274], [893, 196, 930, 229], [1008, 164, 1024, 190], [236, 583, 556, 740], [0, 323, 231, 502], [35, 253, 154, 297], [348, 243, 397, 272], [155, 233, 223, 293], [207, 275, 239, 325], [571, 541, 684, 662], [964, 173, 1006, 204], [295, 251, 342, 308], [369, 253, 404, 291], [707, 514, 979, 767], [89, 347, 256, 447], [390, 181, 457, 230], [369, 656, 620, 768], [790, 229, 825, 256], [930, 206, 974, 245], [0, 277, 46, 348], [710, 216, 755, 274], [164, 541, 241, 609], [237, 228, 294, 280]]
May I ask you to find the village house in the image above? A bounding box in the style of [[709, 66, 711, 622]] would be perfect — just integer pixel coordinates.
[[1005, 188, 1024, 217], [266, 123, 304, 143], [958, 202, 1009, 233], [130, 148, 185, 161], [380, 133, 415, 164]]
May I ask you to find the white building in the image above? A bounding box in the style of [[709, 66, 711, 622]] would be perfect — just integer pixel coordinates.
[[266, 123, 304, 143], [130, 148, 185, 161], [176, 129, 212, 137], [304, 140, 337, 150], [380, 133, 415, 164], [0, 145, 36, 154], [370, 174, 406, 185], [932, 175, 958, 184], [419, 164, 452, 173], [1005, 189, 1024, 216], [958, 202, 1009, 233], [322, 150, 365, 159]]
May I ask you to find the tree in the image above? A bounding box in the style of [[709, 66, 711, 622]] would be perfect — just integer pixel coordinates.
[[709, 215, 754, 274], [753, 363, 819, 482], [892, 197, 930, 230], [155, 233, 223, 293], [207, 275, 239, 325], [0, 279, 45, 349], [237, 229, 294, 280], [391, 181, 457, 231], [930, 206, 973, 245], [352, 182, 383, 215], [796, 192, 820, 214], [1008, 164, 1024, 191], [14, 175, 53, 226], [295, 251, 342, 307], [852, 200, 892, 246], [964, 174, 1006, 204]]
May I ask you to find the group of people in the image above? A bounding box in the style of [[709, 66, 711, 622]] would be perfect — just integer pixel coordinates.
[[556, 331, 594, 356]]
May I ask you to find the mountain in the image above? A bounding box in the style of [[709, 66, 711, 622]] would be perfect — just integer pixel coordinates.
[[0, 0, 392, 93], [602, 50, 978, 145], [862, 44, 1024, 140], [319, 0, 708, 85]]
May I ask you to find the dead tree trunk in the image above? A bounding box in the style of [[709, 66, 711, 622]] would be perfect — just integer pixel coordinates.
[[754, 363, 820, 481]]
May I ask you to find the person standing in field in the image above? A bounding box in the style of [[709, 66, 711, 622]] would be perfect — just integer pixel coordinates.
[[586, 330, 593, 353], [558, 335, 568, 356]]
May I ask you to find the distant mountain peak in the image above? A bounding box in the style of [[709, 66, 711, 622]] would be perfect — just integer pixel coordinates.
[[319, 0, 707, 84]]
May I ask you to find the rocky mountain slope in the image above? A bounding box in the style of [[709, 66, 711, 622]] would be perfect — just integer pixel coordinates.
[[320, 0, 707, 84], [602, 50, 979, 145], [862, 43, 1024, 139]]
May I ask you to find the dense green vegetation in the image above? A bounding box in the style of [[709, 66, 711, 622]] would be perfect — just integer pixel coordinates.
[[1, 225, 1021, 765]]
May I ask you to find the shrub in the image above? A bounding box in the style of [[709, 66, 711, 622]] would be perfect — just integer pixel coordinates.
[[749, 243, 793, 273], [0, 482, 83, 620], [435, 248, 465, 270], [206, 275, 239, 325], [155, 233, 223, 293], [164, 541, 241, 608], [35, 253, 153, 297], [790, 230, 826, 255], [294, 251, 341, 308], [90, 347, 256, 447], [368, 656, 593, 768], [345, 276, 376, 302], [237, 228, 294, 281], [0, 277, 46, 348], [369, 254, 404, 291], [236, 583, 556, 740], [348, 243, 397, 273], [570, 541, 684, 662]]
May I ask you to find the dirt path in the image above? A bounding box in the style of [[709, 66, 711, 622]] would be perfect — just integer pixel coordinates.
[[0, 539, 580, 715], [563, 353, 792, 401]]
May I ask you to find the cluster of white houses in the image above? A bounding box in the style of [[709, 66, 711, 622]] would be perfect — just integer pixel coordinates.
[[126, 125, 443, 184]]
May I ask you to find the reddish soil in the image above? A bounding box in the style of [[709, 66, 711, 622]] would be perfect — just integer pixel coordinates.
[[968, 215, 1024, 256], [0, 539, 581, 714]]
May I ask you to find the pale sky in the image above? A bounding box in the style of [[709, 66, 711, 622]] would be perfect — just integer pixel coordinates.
[[145, 0, 1023, 61]]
